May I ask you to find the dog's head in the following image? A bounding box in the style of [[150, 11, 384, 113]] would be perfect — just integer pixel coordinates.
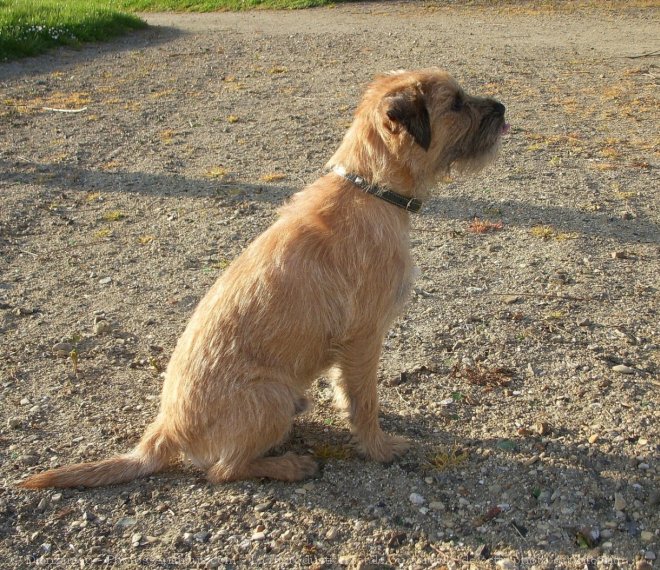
[[328, 69, 508, 195]]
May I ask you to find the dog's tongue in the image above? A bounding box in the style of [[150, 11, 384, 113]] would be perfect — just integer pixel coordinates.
[[502, 122, 511, 135]]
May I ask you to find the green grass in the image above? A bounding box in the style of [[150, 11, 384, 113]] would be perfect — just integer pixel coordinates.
[[0, 0, 147, 60], [117, 0, 344, 9], [1, 0, 353, 60]]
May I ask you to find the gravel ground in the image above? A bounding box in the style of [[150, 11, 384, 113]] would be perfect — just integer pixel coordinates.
[[1, 2, 658, 568]]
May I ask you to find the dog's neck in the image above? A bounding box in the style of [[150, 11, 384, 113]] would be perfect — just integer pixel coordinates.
[[331, 166, 422, 213], [326, 118, 437, 201]]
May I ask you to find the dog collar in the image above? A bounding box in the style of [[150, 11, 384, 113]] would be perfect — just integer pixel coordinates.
[[331, 166, 422, 213]]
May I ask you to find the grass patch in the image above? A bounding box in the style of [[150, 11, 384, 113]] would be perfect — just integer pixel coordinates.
[[427, 444, 469, 471], [0, 0, 146, 60], [117, 0, 350, 11], [1, 0, 352, 61]]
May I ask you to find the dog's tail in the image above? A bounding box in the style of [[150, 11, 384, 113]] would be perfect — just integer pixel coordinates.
[[18, 418, 176, 489]]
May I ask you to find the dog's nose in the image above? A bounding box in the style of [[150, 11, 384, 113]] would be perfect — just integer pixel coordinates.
[[492, 101, 506, 117]]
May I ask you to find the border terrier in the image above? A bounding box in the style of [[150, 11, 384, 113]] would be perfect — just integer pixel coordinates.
[[21, 69, 507, 488]]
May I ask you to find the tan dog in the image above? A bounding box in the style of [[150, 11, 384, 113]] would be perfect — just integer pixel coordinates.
[[21, 69, 507, 489]]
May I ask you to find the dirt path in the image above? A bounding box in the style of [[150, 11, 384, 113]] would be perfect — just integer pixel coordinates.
[[1, 2, 658, 568]]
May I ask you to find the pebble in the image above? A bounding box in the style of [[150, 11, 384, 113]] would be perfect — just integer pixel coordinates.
[[429, 501, 445, 511], [612, 364, 635, 374], [93, 320, 112, 335], [614, 492, 627, 511], [641, 531, 654, 543], [254, 501, 272, 513], [496, 559, 516, 570], [251, 531, 266, 541], [116, 517, 138, 528], [611, 251, 627, 259], [280, 529, 292, 541], [588, 434, 600, 444], [51, 493, 62, 503], [194, 531, 211, 543], [98, 276, 112, 285], [52, 342, 73, 356], [533, 421, 551, 436], [19, 454, 38, 466], [325, 528, 339, 541], [7, 418, 21, 429], [131, 533, 142, 547], [409, 493, 426, 505], [645, 551, 656, 561], [20, 397, 30, 405]]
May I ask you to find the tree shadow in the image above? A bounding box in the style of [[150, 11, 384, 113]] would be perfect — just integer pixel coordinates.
[[3, 158, 658, 246], [422, 194, 659, 245], [0, 25, 184, 82]]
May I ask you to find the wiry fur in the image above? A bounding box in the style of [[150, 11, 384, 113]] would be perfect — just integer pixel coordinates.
[[20, 69, 506, 489]]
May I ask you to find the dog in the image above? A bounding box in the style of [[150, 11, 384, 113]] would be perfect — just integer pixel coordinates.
[[20, 69, 507, 489]]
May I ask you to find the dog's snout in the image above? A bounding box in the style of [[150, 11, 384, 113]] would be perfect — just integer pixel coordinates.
[[492, 101, 506, 117]]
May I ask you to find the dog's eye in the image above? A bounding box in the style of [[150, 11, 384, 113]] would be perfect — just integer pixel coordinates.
[[450, 95, 463, 112]]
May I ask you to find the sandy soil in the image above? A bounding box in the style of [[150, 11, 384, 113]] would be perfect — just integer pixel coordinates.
[[1, 2, 658, 568]]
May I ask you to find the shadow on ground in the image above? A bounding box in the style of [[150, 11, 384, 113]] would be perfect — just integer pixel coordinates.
[[2, 159, 658, 245]]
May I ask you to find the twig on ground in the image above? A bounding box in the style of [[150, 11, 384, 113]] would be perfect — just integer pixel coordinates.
[[42, 106, 88, 113]]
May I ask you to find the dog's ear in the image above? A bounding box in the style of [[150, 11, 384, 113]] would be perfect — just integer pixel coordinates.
[[384, 86, 431, 151]]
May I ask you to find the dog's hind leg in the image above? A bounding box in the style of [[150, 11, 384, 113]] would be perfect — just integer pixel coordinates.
[[204, 382, 317, 484], [333, 337, 409, 463]]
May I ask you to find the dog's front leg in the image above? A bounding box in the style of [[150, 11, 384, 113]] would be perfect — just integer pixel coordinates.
[[333, 338, 409, 462]]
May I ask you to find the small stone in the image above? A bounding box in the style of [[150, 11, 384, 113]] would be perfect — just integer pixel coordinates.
[[503, 295, 520, 305], [588, 434, 600, 444], [429, 501, 445, 511], [194, 531, 211, 543], [251, 531, 266, 541], [325, 528, 339, 541], [338, 555, 356, 566], [20, 397, 30, 405], [533, 421, 551, 436], [36, 498, 48, 512], [641, 531, 654, 543], [131, 533, 142, 546], [612, 364, 635, 374], [577, 526, 600, 547], [611, 251, 627, 259], [52, 342, 74, 356], [93, 320, 112, 335], [98, 276, 112, 285], [51, 493, 62, 503], [475, 543, 491, 560], [638, 463, 650, 470], [409, 493, 426, 505], [19, 454, 38, 466], [600, 529, 613, 539], [115, 517, 138, 528], [614, 492, 627, 511], [496, 559, 516, 570], [280, 529, 292, 541], [254, 501, 272, 513], [645, 551, 656, 561], [7, 418, 21, 429]]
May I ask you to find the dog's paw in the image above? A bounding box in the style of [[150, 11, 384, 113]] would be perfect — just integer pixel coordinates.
[[358, 434, 410, 463], [282, 452, 318, 480]]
